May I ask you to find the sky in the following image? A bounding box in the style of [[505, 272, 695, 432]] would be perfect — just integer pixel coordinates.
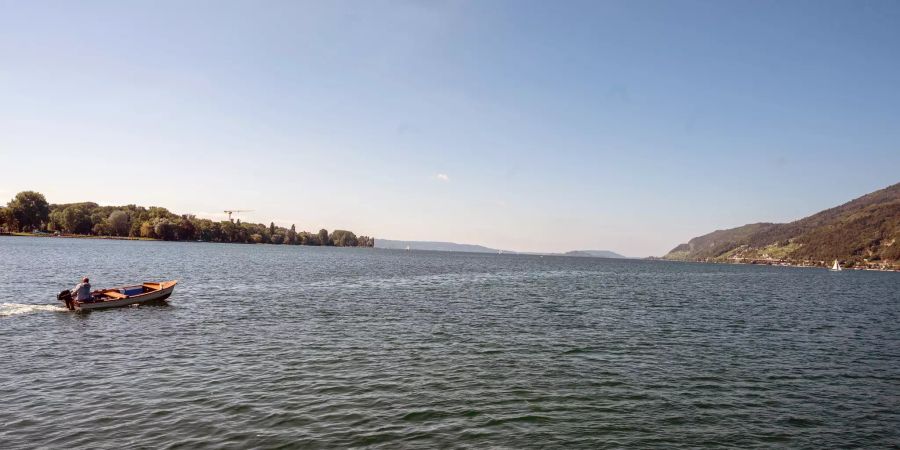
[[1, 0, 898, 256]]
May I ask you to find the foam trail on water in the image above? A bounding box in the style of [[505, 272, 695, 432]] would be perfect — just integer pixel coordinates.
[[0, 303, 68, 317]]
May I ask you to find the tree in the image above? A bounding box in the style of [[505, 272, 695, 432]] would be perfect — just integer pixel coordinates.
[[147, 206, 172, 219], [195, 219, 218, 242], [0, 207, 12, 232], [153, 218, 176, 240], [92, 222, 109, 235], [287, 224, 297, 245], [90, 211, 107, 234], [220, 220, 238, 243], [176, 218, 196, 241], [47, 209, 65, 233], [238, 222, 256, 243], [7, 191, 50, 231], [108, 211, 131, 236], [139, 221, 155, 238], [330, 230, 357, 247], [129, 218, 144, 237], [0, 190, 381, 251], [61, 205, 92, 234]]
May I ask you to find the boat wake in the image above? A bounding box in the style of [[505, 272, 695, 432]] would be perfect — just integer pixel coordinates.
[[0, 303, 68, 317]]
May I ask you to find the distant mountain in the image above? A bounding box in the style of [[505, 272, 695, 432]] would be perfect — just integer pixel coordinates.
[[376, 239, 504, 253], [663, 182, 900, 268], [563, 250, 627, 259], [375, 239, 630, 258]]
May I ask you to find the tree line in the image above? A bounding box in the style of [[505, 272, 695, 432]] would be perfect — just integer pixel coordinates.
[[0, 191, 374, 247]]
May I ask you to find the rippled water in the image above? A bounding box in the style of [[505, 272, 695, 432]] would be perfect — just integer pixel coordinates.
[[1, 236, 898, 448]]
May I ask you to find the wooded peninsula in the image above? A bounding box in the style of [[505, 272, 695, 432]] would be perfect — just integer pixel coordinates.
[[0, 191, 374, 247]]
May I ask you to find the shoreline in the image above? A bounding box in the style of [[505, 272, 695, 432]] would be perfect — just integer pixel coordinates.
[[2, 232, 157, 241], [657, 257, 900, 273], [4, 233, 898, 272], [0, 232, 373, 248]]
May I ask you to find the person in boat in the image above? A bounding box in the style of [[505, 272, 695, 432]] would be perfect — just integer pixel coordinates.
[[71, 277, 93, 304]]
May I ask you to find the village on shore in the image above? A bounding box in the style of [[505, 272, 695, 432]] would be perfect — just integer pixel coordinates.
[[666, 256, 900, 272]]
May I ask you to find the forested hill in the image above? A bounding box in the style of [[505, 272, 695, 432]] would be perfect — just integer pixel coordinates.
[[663, 182, 900, 268]]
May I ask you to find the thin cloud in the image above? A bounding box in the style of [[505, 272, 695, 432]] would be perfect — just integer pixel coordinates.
[[435, 173, 450, 182]]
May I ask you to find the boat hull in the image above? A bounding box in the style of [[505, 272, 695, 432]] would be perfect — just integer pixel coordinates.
[[72, 281, 177, 311]]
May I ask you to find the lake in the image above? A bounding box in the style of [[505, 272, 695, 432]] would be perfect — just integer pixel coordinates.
[[1, 236, 898, 448]]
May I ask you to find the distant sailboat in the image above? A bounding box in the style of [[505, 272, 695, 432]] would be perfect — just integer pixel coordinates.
[[405, 245, 411, 252], [830, 259, 842, 271]]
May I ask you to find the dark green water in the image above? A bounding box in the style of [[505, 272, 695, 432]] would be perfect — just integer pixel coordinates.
[[1, 236, 898, 448]]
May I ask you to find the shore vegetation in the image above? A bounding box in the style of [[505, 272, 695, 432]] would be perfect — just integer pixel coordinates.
[[663, 182, 900, 269], [0, 191, 374, 247]]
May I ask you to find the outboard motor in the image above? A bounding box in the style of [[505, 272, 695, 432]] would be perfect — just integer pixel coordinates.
[[57, 290, 74, 310]]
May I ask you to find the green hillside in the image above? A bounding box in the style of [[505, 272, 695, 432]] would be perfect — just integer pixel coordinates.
[[663, 183, 900, 269]]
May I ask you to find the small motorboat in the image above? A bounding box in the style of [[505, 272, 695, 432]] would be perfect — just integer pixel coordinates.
[[58, 280, 178, 311]]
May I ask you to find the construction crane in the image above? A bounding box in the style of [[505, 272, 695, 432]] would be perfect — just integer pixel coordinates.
[[224, 210, 253, 222]]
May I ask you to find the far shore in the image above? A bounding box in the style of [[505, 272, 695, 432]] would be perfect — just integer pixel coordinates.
[[0, 232, 361, 246], [4, 232, 898, 272], [657, 257, 900, 273], [3, 232, 157, 241]]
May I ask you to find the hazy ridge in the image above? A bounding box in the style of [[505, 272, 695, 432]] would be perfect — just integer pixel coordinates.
[[377, 239, 628, 258], [563, 250, 627, 259], [375, 239, 504, 253]]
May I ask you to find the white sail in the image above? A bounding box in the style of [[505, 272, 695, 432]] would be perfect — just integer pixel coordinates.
[[831, 259, 841, 271]]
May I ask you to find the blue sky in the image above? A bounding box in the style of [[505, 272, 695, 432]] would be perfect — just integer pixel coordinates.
[[2, 0, 898, 256]]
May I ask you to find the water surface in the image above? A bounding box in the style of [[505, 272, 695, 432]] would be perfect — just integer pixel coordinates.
[[1, 237, 898, 448]]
